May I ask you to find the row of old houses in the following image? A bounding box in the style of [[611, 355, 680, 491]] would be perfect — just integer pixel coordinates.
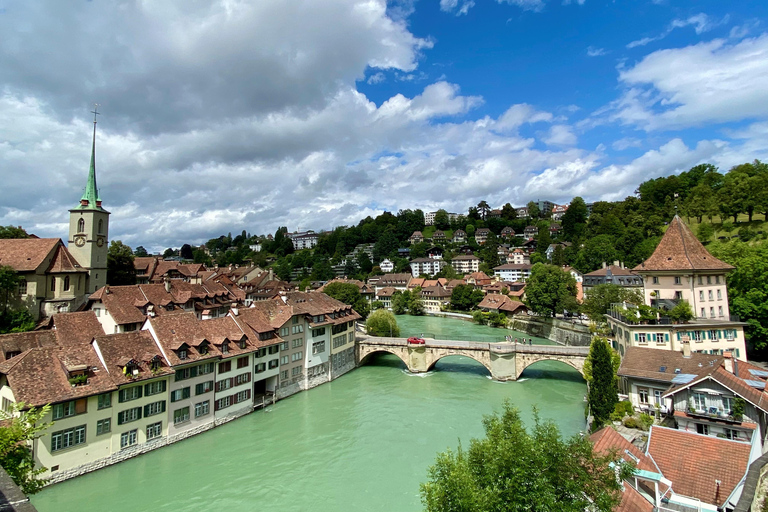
[[0, 291, 359, 484]]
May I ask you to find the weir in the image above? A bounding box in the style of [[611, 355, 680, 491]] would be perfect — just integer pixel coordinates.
[[357, 335, 589, 380]]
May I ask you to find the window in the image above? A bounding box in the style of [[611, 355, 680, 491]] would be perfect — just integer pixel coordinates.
[[638, 333, 646, 344], [674, 291, 682, 300], [697, 276, 703, 285], [281, 356, 289, 365], [257, 348, 267, 358], [332, 323, 346, 335], [97, 393, 112, 410], [144, 380, 166, 396], [693, 392, 707, 411], [333, 335, 347, 349], [312, 328, 325, 337], [724, 428, 739, 440], [280, 342, 289, 351], [50, 278, 56, 292], [120, 429, 137, 449], [312, 315, 324, 323], [216, 396, 232, 411], [77, 218, 85, 232], [170, 387, 191, 402], [291, 352, 302, 362], [53, 399, 86, 420], [638, 388, 649, 404], [217, 378, 233, 392], [221, 342, 229, 354], [268, 359, 279, 369], [716, 276, 720, 284], [237, 356, 249, 369], [292, 366, 302, 376], [280, 370, 289, 380], [696, 423, 709, 435], [292, 316, 299, 324], [96, 418, 111, 435], [1, 398, 11, 412], [268, 345, 280, 355], [710, 307, 715, 318], [219, 361, 231, 374], [708, 290, 713, 300], [117, 407, 142, 425], [98, 219, 103, 233], [726, 329, 735, 341], [175, 367, 193, 381], [146, 422, 162, 440], [234, 390, 250, 404], [198, 362, 214, 375], [198, 344, 209, 355], [312, 341, 325, 355], [255, 363, 266, 373], [699, 291, 704, 301], [195, 401, 210, 418], [280, 327, 289, 337], [717, 289, 722, 300], [63, 276, 70, 292], [722, 396, 733, 414], [292, 339, 303, 348], [144, 401, 166, 417], [234, 373, 251, 386], [700, 308, 705, 318], [707, 276, 712, 284], [239, 340, 247, 349], [178, 349, 188, 360], [674, 276, 681, 285], [692, 331, 702, 342], [173, 407, 190, 425], [719, 306, 724, 317], [709, 330, 718, 341], [654, 333, 665, 343], [654, 390, 662, 406], [51, 425, 87, 452], [119, 386, 142, 403], [292, 324, 304, 334], [17, 280, 27, 296], [195, 381, 213, 395]]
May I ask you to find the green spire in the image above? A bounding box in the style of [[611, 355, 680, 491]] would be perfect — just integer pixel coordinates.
[[77, 106, 104, 211]]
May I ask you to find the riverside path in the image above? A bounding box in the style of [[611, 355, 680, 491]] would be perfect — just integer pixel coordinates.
[[357, 335, 589, 381]]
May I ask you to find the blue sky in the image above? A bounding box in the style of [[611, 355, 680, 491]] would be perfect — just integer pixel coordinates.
[[0, 0, 767, 250]]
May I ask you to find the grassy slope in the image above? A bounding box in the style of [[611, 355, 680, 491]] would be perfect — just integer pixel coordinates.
[[682, 213, 768, 243]]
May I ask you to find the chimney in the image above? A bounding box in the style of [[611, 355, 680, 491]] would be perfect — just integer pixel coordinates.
[[682, 342, 691, 358], [231, 306, 239, 316], [722, 351, 733, 373], [602, 262, 607, 269], [613, 260, 620, 267], [104, 285, 110, 295], [268, 269, 274, 282], [164, 277, 171, 293]]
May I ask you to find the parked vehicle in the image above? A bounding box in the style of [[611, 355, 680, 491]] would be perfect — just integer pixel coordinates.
[[407, 337, 425, 345]]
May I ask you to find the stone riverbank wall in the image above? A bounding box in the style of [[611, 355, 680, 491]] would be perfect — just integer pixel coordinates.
[[510, 316, 592, 346]]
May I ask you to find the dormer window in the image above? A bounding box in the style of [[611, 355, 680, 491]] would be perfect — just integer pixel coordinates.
[[150, 357, 161, 372], [221, 342, 229, 354], [199, 343, 209, 355], [178, 349, 188, 360], [239, 340, 247, 350]]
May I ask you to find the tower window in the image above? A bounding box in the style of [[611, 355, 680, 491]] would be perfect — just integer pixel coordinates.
[[50, 278, 56, 292], [64, 276, 70, 292], [18, 280, 27, 296], [77, 218, 85, 233], [98, 219, 103, 234]]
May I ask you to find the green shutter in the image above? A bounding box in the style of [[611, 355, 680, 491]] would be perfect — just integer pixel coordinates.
[[118, 389, 126, 403], [144, 383, 151, 395], [736, 349, 740, 358], [117, 411, 124, 425], [718, 330, 722, 339], [634, 333, 638, 341], [136, 407, 142, 420], [676, 332, 681, 341], [137, 386, 143, 399], [183, 387, 190, 399], [665, 334, 669, 342], [190, 366, 198, 378], [161, 401, 166, 413], [160, 380, 167, 392], [143, 404, 150, 417]]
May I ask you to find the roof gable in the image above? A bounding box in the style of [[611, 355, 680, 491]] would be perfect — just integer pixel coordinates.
[[0, 238, 61, 272]]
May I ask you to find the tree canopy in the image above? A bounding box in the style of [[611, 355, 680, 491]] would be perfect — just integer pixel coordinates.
[[0, 226, 29, 239], [0, 266, 35, 334], [0, 403, 52, 494], [107, 240, 136, 286], [524, 263, 578, 317], [450, 284, 484, 311], [587, 337, 619, 431], [420, 402, 631, 512], [322, 281, 370, 319], [365, 308, 399, 337]]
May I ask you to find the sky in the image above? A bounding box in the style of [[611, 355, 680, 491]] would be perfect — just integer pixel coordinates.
[[1, 0, 768, 252]]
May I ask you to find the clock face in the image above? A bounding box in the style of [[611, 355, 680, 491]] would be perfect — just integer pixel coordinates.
[[96, 237, 104, 247], [75, 237, 86, 247]]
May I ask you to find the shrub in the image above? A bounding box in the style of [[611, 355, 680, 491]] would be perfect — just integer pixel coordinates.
[[639, 413, 654, 430], [365, 309, 400, 337], [622, 417, 639, 429], [614, 401, 634, 418]]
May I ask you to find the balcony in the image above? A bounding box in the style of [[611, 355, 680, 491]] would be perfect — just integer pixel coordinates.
[[684, 406, 742, 425]]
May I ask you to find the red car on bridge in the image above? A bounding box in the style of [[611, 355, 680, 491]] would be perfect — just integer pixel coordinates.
[[407, 337, 425, 345]]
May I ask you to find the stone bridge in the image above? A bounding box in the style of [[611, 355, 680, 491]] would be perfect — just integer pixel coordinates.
[[357, 336, 589, 381]]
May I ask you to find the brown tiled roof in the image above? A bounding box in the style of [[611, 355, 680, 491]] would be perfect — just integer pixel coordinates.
[[48, 311, 105, 345], [618, 347, 723, 383], [0, 345, 116, 407], [93, 331, 174, 385], [285, 291, 362, 323], [590, 427, 660, 483], [199, 317, 259, 358], [420, 286, 451, 298], [378, 273, 412, 286], [46, 244, 87, 273], [0, 331, 58, 362], [477, 294, 527, 314], [647, 426, 750, 507], [634, 216, 733, 272], [585, 265, 636, 277], [0, 238, 60, 272], [145, 313, 221, 368], [376, 287, 397, 298], [452, 254, 480, 261]]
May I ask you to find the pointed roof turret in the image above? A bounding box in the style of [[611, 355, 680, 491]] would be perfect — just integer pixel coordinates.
[[74, 106, 106, 212], [633, 215, 733, 272]]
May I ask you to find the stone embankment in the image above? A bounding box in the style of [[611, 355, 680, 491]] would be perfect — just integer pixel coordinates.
[[510, 316, 592, 346]]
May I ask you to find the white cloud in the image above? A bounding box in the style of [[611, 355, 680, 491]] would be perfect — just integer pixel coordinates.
[[367, 72, 386, 84], [612, 137, 642, 151], [544, 125, 577, 146], [498, 0, 545, 12], [494, 104, 553, 132], [440, 0, 476, 16], [612, 34, 768, 130], [627, 13, 723, 49], [587, 46, 607, 57]]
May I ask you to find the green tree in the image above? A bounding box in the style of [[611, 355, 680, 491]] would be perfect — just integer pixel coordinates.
[[581, 284, 643, 323], [667, 300, 694, 324], [373, 227, 400, 262], [574, 234, 619, 273], [365, 308, 399, 337], [526, 201, 541, 220], [322, 282, 370, 319], [134, 245, 149, 257], [0, 226, 30, 239], [587, 337, 619, 430], [180, 244, 194, 260], [500, 202, 517, 221], [524, 263, 578, 317], [0, 403, 52, 494], [0, 266, 34, 334], [561, 197, 588, 241], [107, 241, 136, 286], [162, 247, 176, 259], [392, 290, 410, 315], [476, 201, 490, 220], [696, 223, 714, 242], [450, 284, 484, 311], [433, 209, 451, 230], [420, 402, 630, 512]]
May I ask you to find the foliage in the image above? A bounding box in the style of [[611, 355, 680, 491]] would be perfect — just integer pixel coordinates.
[[471, 310, 486, 325], [526, 200, 541, 220], [615, 400, 634, 418], [622, 417, 640, 429], [582, 339, 620, 383], [486, 311, 507, 327], [667, 300, 694, 324], [697, 222, 714, 242], [391, 289, 424, 316], [180, 243, 194, 260], [733, 398, 746, 421], [587, 337, 619, 430], [524, 263, 578, 317], [581, 284, 643, 323], [322, 282, 370, 319], [420, 402, 631, 512], [561, 197, 587, 241], [107, 240, 136, 286], [133, 245, 149, 257], [0, 266, 35, 334], [450, 284, 484, 311], [365, 309, 399, 337], [0, 403, 52, 494], [371, 300, 384, 310], [638, 413, 654, 430], [0, 226, 29, 239]]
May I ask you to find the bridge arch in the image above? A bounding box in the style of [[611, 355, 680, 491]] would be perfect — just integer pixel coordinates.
[[426, 353, 493, 377], [358, 348, 408, 369], [516, 356, 585, 380]]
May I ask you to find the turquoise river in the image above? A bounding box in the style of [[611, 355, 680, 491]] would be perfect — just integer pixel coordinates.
[[32, 315, 587, 512]]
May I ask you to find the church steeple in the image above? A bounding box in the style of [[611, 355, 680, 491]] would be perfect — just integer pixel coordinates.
[[76, 106, 105, 211]]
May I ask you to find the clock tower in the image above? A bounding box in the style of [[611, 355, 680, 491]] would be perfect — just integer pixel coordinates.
[[69, 108, 110, 293]]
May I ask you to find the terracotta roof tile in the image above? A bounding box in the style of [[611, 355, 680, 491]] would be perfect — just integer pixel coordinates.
[[634, 216, 733, 272], [48, 311, 105, 345], [93, 331, 174, 385], [647, 426, 750, 507], [0, 331, 58, 362], [0, 238, 60, 272], [46, 244, 88, 273], [585, 265, 637, 277], [618, 347, 723, 383]]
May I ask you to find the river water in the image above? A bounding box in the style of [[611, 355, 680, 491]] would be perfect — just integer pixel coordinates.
[[32, 316, 586, 512]]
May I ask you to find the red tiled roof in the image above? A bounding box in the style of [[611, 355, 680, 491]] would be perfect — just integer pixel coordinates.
[[618, 347, 723, 383], [0, 331, 58, 362], [634, 216, 733, 272], [93, 331, 174, 385], [48, 311, 105, 345], [585, 265, 637, 277], [46, 244, 87, 273], [647, 426, 750, 507], [0, 238, 60, 272]]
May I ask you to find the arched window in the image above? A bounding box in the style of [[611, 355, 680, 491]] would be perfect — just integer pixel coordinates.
[[98, 219, 103, 234], [50, 278, 56, 292], [64, 276, 70, 292], [77, 218, 85, 233]]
